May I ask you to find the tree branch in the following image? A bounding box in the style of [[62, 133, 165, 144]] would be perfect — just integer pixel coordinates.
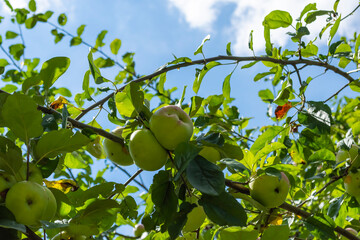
[[25, 226, 43, 240], [113, 163, 148, 192], [75, 55, 356, 120], [224, 179, 360, 240]]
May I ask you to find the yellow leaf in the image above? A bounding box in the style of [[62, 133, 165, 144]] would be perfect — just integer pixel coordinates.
[[44, 179, 78, 193], [50, 96, 68, 110]]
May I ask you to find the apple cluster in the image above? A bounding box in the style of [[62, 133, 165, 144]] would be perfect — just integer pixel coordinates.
[[102, 105, 194, 172], [0, 162, 57, 227]]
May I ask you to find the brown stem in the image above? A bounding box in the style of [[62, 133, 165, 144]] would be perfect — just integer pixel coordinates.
[[25, 226, 43, 240], [113, 163, 149, 191], [224, 179, 360, 240]]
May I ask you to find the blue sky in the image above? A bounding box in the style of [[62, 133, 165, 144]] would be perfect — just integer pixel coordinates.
[[1, 0, 360, 234]]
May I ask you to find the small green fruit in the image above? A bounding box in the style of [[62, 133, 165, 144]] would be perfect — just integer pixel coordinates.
[[103, 127, 133, 166], [19, 162, 43, 184], [133, 224, 145, 237], [249, 172, 290, 208], [344, 170, 360, 197], [129, 129, 168, 171]]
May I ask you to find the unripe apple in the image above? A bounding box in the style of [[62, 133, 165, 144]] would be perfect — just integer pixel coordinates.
[[18, 162, 43, 184], [249, 172, 290, 208], [340, 228, 358, 240], [103, 127, 133, 166], [349, 144, 360, 169], [133, 223, 145, 237], [5, 181, 56, 226], [344, 170, 360, 197], [183, 197, 206, 233], [199, 146, 221, 164], [129, 129, 168, 171], [0, 171, 16, 202], [149, 105, 193, 150], [42, 187, 57, 221], [86, 135, 106, 159]]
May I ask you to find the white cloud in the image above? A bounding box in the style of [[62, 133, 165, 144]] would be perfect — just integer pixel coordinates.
[[168, 0, 360, 55]]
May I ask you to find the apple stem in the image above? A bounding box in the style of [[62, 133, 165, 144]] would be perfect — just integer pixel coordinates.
[[26, 143, 30, 181]]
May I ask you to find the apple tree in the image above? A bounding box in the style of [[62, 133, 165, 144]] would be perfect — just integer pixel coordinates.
[[1, 0, 360, 239]]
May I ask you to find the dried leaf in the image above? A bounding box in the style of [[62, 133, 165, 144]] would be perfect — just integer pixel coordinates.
[[44, 179, 78, 193], [50, 96, 68, 110], [275, 102, 292, 119]]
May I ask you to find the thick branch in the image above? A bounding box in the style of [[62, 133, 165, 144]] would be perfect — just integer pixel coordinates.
[[75, 55, 356, 120], [225, 179, 360, 240], [25, 227, 43, 240]]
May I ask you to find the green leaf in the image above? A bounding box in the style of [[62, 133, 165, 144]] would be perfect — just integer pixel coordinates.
[[35, 129, 91, 161], [174, 142, 201, 181], [25, 16, 37, 29], [95, 30, 108, 49], [168, 202, 194, 240], [263, 10, 292, 29], [119, 196, 138, 220], [308, 149, 336, 162], [298, 101, 332, 134], [193, 61, 220, 94], [299, 3, 317, 21], [250, 126, 283, 155], [189, 96, 203, 117], [110, 38, 121, 55], [199, 191, 247, 226], [115, 92, 136, 118], [0, 206, 26, 233], [226, 42, 232, 56], [64, 151, 87, 169], [5, 31, 18, 39], [9, 44, 25, 61], [301, 43, 318, 57], [304, 214, 337, 240], [221, 143, 244, 160], [94, 57, 114, 68], [88, 51, 106, 84], [349, 80, 360, 92], [241, 61, 258, 69], [255, 142, 286, 160], [39, 57, 71, 91], [150, 171, 178, 223], [0, 136, 23, 175], [248, 30, 254, 51], [186, 156, 225, 196], [328, 15, 341, 46], [222, 72, 232, 100], [254, 72, 273, 82], [28, 0, 36, 12], [258, 89, 274, 103], [77, 24, 86, 36], [219, 158, 250, 175], [82, 70, 91, 98], [262, 225, 290, 240], [70, 36, 82, 46], [2, 93, 43, 143], [194, 34, 210, 55], [127, 82, 144, 114], [158, 73, 166, 94], [264, 26, 272, 55], [327, 196, 344, 219], [58, 13, 67, 26], [304, 10, 333, 24]]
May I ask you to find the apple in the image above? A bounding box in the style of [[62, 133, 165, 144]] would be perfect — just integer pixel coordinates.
[[336, 150, 350, 163], [344, 170, 360, 197], [51, 231, 87, 240], [0, 171, 16, 200], [133, 223, 145, 237], [340, 228, 358, 240], [183, 198, 206, 233], [199, 146, 221, 164], [5, 181, 51, 226], [129, 129, 168, 171], [349, 144, 360, 169], [41, 187, 57, 221], [103, 127, 134, 166], [249, 172, 290, 208], [149, 105, 193, 150], [86, 135, 106, 159], [18, 162, 43, 184]]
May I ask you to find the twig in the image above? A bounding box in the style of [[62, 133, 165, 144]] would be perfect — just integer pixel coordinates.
[[113, 163, 148, 192], [323, 83, 349, 103], [341, 4, 360, 22], [0, 45, 22, 73], [108, 169, 144, 199], [114, 232, 139, 239], [25, 226, 43, 240], [224, 179, 360, 240], [292, 64, 306, 112]]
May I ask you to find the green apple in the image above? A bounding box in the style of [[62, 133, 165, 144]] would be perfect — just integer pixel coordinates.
[[340, 228, 358, 240], [199, 146, 221, 164], [18, 162, 43, 184], [336, 150, 350, 163], [51, 231, 87, 240], [344, 170, 360, 197], [0, 171, 16, 202], [129, 129, 168, 171], [86, 135, 106, 159], [133, 223, 145, 237], [149, 105, 193, 150], [349, 144, 360, 169], [41, 187, 57, 221], [183, 198, 206, 233], [103, 127, 134, 166], [5, 181, 49, 226], [249, 172, 290, 208]]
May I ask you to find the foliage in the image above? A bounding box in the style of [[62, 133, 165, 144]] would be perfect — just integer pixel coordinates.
[[0, 0, 360, 240]]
